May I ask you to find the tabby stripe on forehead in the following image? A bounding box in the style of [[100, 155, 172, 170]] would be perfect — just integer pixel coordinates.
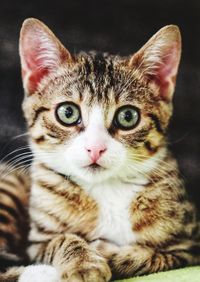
[[107, 60, 114, 88], [83, 57, 95, 99], [84, 57, 92, 77], [85, 80, 95, 97], [29, 106, 50, 128], [93, 53, 107, 101], [100, 60, 114, 103], [93, 53, 107, 80], [148, 113, 164, 134]]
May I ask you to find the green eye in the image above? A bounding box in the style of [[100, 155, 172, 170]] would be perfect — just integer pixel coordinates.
[[56, 102, 81, 126], [114, 106, 140, 130]]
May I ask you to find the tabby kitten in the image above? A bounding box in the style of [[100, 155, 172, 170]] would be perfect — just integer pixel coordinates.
[[1, 18, 200, 282]]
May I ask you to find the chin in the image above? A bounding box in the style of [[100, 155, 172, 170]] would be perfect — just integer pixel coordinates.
[[72, 166, 117, 185]]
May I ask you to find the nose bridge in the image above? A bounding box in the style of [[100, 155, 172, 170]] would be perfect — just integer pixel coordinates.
[[84, 106, 108, 162], [86, 106, 107, 142], [87, 106, 105, 130]]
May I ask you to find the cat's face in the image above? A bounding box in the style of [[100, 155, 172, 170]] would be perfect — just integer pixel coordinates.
[[20, 19, 181, 185]]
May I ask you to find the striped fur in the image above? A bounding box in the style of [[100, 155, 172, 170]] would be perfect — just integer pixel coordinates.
[[0, 165, 30, 280], [1, 18, 200, 281]]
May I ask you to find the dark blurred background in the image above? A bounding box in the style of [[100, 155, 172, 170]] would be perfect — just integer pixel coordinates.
[[0, 0, 200, 206]]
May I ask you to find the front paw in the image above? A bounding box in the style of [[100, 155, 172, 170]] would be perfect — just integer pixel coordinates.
[[62, 253, 111, 282]]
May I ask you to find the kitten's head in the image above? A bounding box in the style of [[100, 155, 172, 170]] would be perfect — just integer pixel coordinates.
[[19, 18, 181, 185]]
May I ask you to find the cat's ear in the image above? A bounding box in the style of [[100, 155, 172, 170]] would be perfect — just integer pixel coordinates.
[[129, 25, 181, 102], [19, 18, 73, 95]]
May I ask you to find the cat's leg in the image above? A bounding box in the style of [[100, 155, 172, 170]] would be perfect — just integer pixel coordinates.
[[93, 240, 200, 279], [29, 234, 111, 282], [110, 242, 200, 278]]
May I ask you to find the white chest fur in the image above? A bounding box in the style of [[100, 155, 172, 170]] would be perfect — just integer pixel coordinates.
[[85, 180, 143, 246]]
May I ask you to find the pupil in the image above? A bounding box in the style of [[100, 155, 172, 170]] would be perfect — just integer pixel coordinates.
[[65, 107, 73, 118], [124, 110, 133, 122]]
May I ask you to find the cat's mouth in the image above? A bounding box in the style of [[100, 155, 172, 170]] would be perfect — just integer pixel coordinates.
[[89, 163, 101, 169], [85, 163, 106, 172]]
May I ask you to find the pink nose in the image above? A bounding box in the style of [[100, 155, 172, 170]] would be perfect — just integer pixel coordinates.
[[86, 144, 107, 163]]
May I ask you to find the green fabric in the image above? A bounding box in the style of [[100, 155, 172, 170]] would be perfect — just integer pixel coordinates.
[[114, 266, 200, 282]]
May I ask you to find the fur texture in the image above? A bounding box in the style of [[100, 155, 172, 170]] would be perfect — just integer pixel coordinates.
[[0, 18, 200, 281]]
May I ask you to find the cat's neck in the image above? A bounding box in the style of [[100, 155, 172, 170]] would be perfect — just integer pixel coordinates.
[[73, 174, 150, 191]]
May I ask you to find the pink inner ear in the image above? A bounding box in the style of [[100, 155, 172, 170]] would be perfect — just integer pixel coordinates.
[[27, 68, 49, 94], [22, 48, 49, 93], [151, 44, 179, 100], [22, 40, 54, 93]]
